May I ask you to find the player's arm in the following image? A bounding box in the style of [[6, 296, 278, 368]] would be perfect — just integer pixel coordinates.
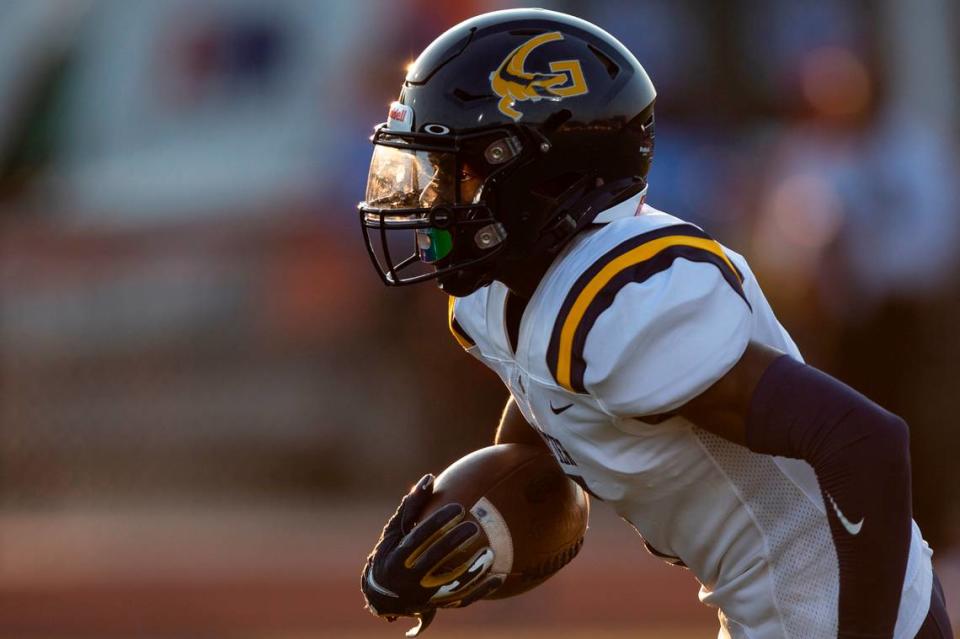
[[678, 342, 912, 639], [494, 396, 549, 450]]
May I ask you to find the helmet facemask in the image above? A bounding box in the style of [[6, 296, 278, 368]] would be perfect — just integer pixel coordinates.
[[359, 125, 525, 294]]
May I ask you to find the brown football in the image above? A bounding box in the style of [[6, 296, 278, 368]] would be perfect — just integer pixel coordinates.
[[421, 443, 589, 599]]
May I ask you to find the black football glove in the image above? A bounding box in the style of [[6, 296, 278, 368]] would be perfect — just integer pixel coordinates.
[[361, 474, 505, 636]]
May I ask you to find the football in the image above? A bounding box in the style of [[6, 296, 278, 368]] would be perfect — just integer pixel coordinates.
[[421, 443, 589, 599]]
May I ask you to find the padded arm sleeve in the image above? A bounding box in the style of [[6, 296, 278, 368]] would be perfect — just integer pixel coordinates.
[[747, 355, 912, 639]]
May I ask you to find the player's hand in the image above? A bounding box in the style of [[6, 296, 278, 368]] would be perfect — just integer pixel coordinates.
[[361, 474, 504, 636]]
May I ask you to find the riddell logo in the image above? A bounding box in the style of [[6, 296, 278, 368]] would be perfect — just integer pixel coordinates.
[[489, 31, 589, 121], [386, 101, 413, 132]]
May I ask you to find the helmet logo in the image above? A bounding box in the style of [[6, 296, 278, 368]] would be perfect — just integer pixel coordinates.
[[386, 101, 413, 132], [489, 32, 588, 121], [422, 123, 451, 135]]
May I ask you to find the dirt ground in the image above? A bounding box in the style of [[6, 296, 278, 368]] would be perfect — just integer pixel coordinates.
[[1, 501, 956, 638]]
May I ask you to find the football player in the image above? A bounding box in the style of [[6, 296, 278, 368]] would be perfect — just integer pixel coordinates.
[[357, 9, 952, 639]]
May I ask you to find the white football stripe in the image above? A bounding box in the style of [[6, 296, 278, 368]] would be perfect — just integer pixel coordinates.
[[470, 497, 514, 574]]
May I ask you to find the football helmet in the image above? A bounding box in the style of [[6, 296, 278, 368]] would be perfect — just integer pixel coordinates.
[[359, 8, 656, 296]]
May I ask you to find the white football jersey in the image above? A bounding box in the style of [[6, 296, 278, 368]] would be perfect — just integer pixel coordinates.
[[448, 194, 933, 639]]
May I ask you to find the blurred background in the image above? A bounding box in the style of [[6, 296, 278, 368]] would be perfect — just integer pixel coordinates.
[[0, 0, 957, 637]]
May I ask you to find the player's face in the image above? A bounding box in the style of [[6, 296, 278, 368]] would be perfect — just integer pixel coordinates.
[[362, 138, 500, 273], [418, 158, 484, 207], [414, 159, 485, 264], [457, 161, 483, 203]]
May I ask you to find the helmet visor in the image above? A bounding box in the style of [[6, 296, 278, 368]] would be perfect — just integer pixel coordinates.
[[364, 144, 457, 210]]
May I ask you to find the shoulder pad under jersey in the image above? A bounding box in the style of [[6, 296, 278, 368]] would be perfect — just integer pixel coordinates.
[[545, 220, 752, 416]]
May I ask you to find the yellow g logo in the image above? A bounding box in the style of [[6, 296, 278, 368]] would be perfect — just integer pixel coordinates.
[[489, 32, 589, 121]]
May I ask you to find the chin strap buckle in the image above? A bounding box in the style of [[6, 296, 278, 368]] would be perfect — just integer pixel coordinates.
[[542, 214, 578, 253], [474, 222, 508, 250]]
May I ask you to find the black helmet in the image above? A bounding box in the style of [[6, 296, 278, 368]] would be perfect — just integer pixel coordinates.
[[359, 8, 656, 296]]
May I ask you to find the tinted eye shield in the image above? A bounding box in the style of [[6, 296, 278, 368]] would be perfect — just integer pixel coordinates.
[[358, 124, 524, 286]]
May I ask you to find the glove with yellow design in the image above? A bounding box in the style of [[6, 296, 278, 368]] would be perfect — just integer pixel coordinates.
[[361, 474, 504, 637]]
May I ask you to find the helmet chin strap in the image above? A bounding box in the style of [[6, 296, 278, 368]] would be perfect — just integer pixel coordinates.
[[438, 266, 493, 297], [540, 175, 647, 253], [472, 176, 646, 298], [438, 177, 646, 297]]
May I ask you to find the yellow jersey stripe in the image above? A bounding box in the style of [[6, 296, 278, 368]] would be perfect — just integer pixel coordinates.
[[448, 296, 475, 349], [555, 235, 739, 391]]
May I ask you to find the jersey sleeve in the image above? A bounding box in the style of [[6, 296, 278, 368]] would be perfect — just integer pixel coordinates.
[[546, 225, 753, 417]]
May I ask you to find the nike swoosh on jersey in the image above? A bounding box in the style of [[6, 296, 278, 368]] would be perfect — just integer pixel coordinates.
[[550, 402, 574, 415], [826, 492, 864, 535]]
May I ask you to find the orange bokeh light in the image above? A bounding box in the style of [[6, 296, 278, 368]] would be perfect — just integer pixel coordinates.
[[801, 46, 872, 117]]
